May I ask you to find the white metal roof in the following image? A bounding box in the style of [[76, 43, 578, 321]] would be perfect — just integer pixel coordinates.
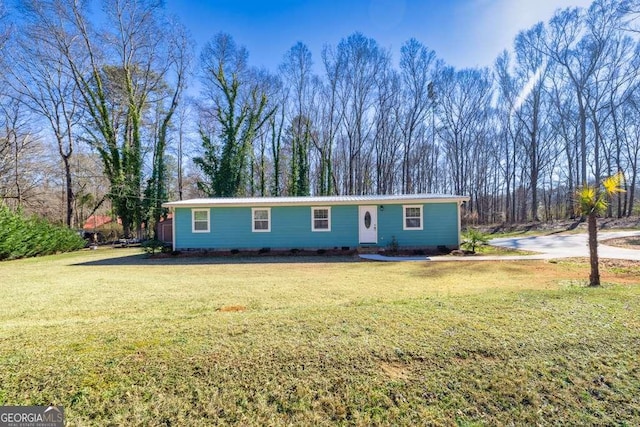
[[163, 194, 469, 208]]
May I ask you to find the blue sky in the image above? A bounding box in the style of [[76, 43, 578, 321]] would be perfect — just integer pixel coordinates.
[[166, 0, 593, 72]]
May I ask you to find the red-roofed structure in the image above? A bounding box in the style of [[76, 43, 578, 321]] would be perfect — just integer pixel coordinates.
[[82, 215, 120, 230]]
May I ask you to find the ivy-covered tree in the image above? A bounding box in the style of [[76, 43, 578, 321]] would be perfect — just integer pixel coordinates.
[[286, 114, 313, 196], [23, 0, 188, 238], [195, 33, 275, 197]]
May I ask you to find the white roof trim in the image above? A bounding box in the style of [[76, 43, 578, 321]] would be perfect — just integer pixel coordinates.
[[163, 194, 469, 208]]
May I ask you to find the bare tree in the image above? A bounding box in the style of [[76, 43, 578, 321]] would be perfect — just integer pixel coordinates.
[[586, 0, 640, 217], [279, 42, 316, 196], [622, 95, 640, 215], [436, 67, 493, 201], [373, 64, 401, 194], [511, 23, 555, 221], [546, 8, 590, 190], [545, 5, 617, 190], [494, 50, 521, 222], [333, 33, 387, 194], [398, 38, 437, 194], [8, 11, 82, 227], [317, 45, 344, 195], [0, 98, 45, 211]]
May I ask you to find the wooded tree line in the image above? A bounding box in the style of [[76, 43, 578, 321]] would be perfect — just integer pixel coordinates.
[[1, 0, 639, 238]]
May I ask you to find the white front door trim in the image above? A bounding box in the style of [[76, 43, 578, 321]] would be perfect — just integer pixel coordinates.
[[358, 205, 378, 244]]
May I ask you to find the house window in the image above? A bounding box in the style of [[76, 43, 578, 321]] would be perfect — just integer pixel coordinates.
[[403, 205, 423, 230], [252, 208, 271, 232], [192, 209, 210, 233], [312, 207, 331, 231]]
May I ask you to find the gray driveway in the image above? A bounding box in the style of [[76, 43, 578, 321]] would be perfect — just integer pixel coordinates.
[[359, 230, 640, 262], [487, 230, 640, 261]]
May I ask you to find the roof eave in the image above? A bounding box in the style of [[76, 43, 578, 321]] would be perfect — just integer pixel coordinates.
[[162, 196, 470, 209]]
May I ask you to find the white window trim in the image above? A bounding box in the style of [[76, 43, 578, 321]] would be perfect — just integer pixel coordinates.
[[251, 207, 271, 232], [403, 205, 423, 230], [192, 208, 210, 233], [311, 206, 331, 232]]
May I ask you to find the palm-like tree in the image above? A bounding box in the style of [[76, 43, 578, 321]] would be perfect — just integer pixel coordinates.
[[576, 173, 625, 287]]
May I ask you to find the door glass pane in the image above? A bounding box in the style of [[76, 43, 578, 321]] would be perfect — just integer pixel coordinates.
[[364, 211, 371, 229]]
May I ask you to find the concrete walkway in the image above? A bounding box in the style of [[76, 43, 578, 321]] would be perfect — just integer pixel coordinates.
[[359, 230, 640, 262], [359, 254, 429, 262]]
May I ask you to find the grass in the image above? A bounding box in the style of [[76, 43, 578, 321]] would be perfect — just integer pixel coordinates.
[[0, 248, 639, 425], [473, 244, 537, 256]]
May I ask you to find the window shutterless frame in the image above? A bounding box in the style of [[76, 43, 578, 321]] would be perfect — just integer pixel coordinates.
[[311, 207, 331, 231], [402, 205, 423, 230], [251, 207, 271, 232], [192, 209, 210, 233]]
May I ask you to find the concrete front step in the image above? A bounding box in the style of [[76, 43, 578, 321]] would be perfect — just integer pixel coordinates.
[[357, 246, 382, 254]]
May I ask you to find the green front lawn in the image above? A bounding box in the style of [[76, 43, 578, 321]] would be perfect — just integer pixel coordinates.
[[0, 249, 638, 425]]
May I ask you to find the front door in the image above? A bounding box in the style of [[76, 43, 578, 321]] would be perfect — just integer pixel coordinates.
[[358, 206, 378, 244]]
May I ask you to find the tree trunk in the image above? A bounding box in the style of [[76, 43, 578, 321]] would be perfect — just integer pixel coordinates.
[[63, 155, 74, 228], [588, 211, 600, 287]]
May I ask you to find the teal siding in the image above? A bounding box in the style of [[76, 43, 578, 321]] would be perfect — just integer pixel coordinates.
[[377, 203, 460, 248], [174, 205, 359, 250], [173, 202, 460, 250]]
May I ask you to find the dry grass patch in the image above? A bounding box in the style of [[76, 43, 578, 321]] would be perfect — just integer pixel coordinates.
[[551, 257, 640, 284], [0, 248, 639, 425], [602, 236, 640, 250]]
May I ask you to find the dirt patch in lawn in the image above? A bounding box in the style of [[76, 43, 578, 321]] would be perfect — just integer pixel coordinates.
[[380, 362, 411, 380], [217, 305, 247, 312]]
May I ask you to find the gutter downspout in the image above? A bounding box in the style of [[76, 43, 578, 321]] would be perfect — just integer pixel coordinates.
[[171, 207, 176, 252], [457, 201, 464, 248]]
